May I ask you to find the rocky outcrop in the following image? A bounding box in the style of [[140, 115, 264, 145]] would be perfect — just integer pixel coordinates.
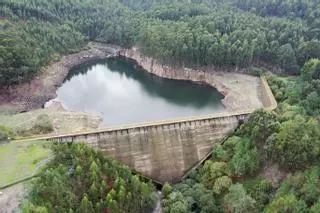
[[120, 47, 264, 111]]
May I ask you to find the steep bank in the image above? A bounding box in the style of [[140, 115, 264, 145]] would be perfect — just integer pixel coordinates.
[[120, 47, 264, 111], [0, 47, 110, 111]]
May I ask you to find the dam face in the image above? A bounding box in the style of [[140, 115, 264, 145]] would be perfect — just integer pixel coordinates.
[[50, 113, 249, 183]]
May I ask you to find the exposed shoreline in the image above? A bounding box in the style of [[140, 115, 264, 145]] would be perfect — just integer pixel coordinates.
[[120, 47, 266, 111], [0, 44, 269, 123], [0, 47, 111, 111]]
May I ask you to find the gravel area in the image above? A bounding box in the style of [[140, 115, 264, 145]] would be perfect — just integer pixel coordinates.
[[210, 72, 264, 111], [0, 183, 26, 213], [0, 106, 102, 135]]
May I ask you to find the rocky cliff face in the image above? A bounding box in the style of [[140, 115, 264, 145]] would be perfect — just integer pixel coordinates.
[[120, 47, 264, 111]]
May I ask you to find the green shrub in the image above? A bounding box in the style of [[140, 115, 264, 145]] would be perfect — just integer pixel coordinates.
[[213, 176, 232, 194], [51, 53, 61, 62], [0, 125, 14, 141], [162, 183, 173, 198], [248, 67, 266, 76], [31, 114, 54, 134], [15, 128, 33, 137], [266, 75, 296, 102], [275, 116, 320, 171], [229, 138, 260, 177], [243, 178, 272, 211], [0, 129, 8, 142]]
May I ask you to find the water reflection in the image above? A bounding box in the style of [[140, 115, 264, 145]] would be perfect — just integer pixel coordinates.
[[57, 58, 225, 126]]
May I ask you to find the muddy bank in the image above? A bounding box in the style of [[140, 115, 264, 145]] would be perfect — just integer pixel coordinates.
[[0, 47, 111, 111], [120, 47, 264, 111]]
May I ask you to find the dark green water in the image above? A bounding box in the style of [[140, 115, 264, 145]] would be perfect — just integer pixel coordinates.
[[55, 58, 225, 126]]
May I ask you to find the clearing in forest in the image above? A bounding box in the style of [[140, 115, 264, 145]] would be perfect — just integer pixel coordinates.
[[0, 140, 51, 188]]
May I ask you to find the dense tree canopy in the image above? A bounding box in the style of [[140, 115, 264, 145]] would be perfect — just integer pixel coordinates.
[[233, 0, 320, 24], [23, 143, 157, 213], [1, 1, 320, 213], [0, 18, 85, 86], [160, 47, 320, 211], [1, 0, 320, 87], [163, 107, 320, 212], [162, 69, 320, 212]]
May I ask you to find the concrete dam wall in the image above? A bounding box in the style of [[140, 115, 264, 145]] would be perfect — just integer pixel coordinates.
[[48, 112, 250, 183]]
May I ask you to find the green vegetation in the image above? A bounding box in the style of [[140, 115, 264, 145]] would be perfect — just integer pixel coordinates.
[[265, 167, 320, 213], [233, 0, 320, 23], [162, 69, 320, 212], [27, 114, 54, 135], [0, 125, 13, 142], [160, 52, 320, 212], [0, 140, 51, 187], [23, 143, 157, 213], [0, 113, 54, 138], [0, 18, 85, 87], [162, 110, 319, 212], [1, 0, 320, 88], [1, 0, 320, 213]]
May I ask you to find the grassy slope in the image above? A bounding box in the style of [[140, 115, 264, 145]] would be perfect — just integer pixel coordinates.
[[0, 140, 52, 188]]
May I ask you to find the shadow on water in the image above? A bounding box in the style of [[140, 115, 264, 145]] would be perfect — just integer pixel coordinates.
[[64, 58, 224, 108]]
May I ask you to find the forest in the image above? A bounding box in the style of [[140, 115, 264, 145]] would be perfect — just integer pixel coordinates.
[[1, 0, 320, 87], [0, 0, 320, 213], [23, 143, 157, 213]]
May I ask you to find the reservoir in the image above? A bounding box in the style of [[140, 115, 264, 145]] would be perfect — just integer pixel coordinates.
[[55, 58, 225, 126]]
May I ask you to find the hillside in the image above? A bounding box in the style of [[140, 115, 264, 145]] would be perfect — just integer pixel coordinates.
[[1, 0, 320, 88], [0, 0, 319, 213]]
